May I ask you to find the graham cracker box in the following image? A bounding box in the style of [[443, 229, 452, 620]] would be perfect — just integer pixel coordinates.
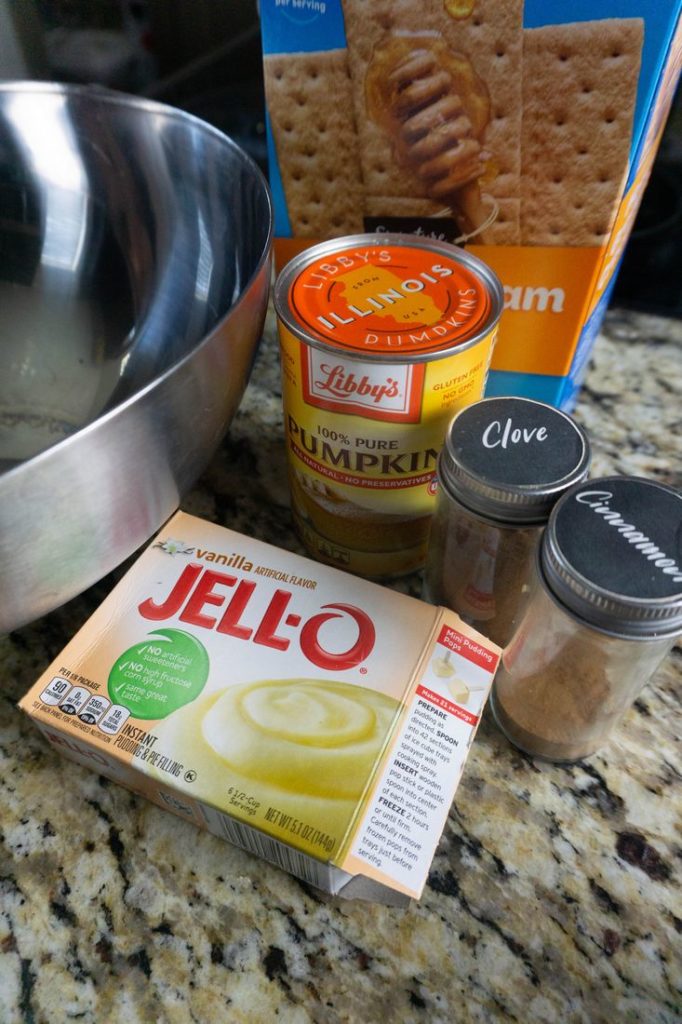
[[19, 512, 501, 905], [260, 0, 682, 408]]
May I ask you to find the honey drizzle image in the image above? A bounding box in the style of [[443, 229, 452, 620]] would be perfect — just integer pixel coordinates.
[[366, 32, 497, 242]]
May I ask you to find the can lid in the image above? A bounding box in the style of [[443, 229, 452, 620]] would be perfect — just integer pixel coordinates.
[[274, 233, 503, 362], [438, 397, 591, 523], [542, 476, 682, 637]]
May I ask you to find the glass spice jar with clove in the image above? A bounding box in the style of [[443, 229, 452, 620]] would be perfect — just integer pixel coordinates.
[[423, 396, 591, 647]]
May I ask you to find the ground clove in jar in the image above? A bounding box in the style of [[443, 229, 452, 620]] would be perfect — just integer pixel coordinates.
[[423, 396, 591, 647]]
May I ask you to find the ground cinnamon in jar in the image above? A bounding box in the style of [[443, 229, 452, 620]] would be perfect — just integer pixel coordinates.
[[491, 476, 682, 761], [423, 397, 590, 647]]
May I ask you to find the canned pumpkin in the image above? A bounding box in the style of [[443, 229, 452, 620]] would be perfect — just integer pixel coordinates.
[[274, 234, 503, 577]]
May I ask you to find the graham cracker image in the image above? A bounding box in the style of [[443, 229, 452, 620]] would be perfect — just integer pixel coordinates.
[[263, 50, 364, 238], [521, 19, 644, 246], [263, 8, 644, 252]]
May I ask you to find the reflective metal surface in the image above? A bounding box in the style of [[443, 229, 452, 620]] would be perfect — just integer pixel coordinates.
[[0, 82, 272, 632]]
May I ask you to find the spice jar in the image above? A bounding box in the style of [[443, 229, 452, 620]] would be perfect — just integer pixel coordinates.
[[491, 476, 682, 762], [423, 396, 590, 647]]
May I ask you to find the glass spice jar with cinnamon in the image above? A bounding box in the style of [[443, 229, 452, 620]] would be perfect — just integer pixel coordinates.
[[423, 396, 591, 647], [490, 476, 682, 762]]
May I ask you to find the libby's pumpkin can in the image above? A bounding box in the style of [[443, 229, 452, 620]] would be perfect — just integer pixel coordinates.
[[274, 233, 503, 577]]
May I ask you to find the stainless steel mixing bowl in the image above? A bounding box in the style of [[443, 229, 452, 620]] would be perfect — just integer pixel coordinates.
[[0, 82, 272, 633]]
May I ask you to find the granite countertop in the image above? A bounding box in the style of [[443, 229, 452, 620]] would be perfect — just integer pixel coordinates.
[[1, 308, 680, 1024]]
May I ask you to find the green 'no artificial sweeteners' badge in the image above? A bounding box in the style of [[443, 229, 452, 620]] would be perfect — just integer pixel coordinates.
[[108, 628, 209, 720]]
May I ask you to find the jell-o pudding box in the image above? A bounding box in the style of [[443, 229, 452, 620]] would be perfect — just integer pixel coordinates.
[[19, 511, 500, 904]]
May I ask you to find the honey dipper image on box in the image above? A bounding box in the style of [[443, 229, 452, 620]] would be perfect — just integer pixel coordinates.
[[341, 0, 524, 245], [362, 31, 495, 241]]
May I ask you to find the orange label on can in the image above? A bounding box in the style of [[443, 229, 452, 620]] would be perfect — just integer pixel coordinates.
[[288, 244, 492, 355]]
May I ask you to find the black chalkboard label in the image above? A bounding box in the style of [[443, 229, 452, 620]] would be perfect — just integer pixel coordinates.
[[554, 477, 682, 600], [451, 397, 586, 487]]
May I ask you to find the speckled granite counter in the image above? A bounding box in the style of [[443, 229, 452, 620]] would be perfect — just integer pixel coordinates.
[[1, 308, 680, 1024]]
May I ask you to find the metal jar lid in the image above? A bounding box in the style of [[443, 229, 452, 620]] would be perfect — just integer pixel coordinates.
[[438, 396, 591, 524], [542, 476, 682, 638]]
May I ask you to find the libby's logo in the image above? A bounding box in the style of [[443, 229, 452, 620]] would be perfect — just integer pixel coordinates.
[[302, 349, 423, 423], [315, 363, 400, 405], [138, 563, 376, 670]]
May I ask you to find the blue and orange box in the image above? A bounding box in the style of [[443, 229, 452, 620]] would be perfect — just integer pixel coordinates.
[[260, 0, 681, 408]]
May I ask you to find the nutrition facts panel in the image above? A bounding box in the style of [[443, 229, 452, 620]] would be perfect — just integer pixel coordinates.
[[38, 676, 130, 735]]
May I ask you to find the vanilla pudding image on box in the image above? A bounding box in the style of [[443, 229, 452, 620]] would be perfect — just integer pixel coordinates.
[[146, 679, 400, 857], [19, 511, 501, 904]]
